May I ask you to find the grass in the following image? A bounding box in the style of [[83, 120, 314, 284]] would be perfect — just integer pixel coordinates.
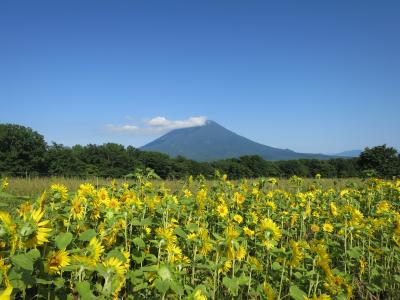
[[5, 176, 363, 198]]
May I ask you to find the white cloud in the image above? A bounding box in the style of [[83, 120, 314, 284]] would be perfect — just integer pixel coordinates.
[[105, 116, 207, 135], [105, 124, 140, 133], [146, 116, 207, 129]]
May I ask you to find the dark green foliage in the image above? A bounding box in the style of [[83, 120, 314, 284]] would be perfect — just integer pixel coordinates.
[[358, 145, 400, 178], [0, 124, 47, 175], [0, 123, 398, 179], [47, 143, 86, 176]]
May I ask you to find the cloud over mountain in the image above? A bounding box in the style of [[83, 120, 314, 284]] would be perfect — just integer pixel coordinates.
[[105, 116, 207, 135]]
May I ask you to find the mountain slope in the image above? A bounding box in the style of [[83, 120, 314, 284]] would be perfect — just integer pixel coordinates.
[[334, 150, 362, 157], [140, 120, 334, 161]]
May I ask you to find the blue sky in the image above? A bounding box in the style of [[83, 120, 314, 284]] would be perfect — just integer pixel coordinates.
[[1, 0, 399, 153]]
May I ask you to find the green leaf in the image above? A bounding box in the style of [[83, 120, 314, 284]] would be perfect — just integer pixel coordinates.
[[54, 277, 65, 288], [76, 281, 96, 300], [132, 249, 145, 264], [55, 232, 73, 249], [133, 282, 148, 292], [155, 278, 170, 294], [158, 265, 173, 281], [289, 285, 307, 300], [79, 229, 96, 241], [11, 254, 33, 271], [131, 218, 141, 226], [186, 223, 199, 232], [132, 237, 146, 249], [107, 249, 126, 262], [145, 254, 158, 263], [27, 249, 41, 261], [140, 217, 152, 226], [170, 280, 184, 295], [222, 276, 239, 296], [272, 262, 282, 270], [173, 226, 187, 238], [141, 265, 159, 272], [347, 247, 362, 259], [36, 278, 53, 285]]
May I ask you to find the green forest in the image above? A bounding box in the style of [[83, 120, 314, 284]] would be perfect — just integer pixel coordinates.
[[1, 124, 399, 179]]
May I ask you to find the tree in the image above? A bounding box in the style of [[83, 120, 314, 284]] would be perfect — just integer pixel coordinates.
[[276, 160, 310, 177], [358, 145, 399, 178], [46, 143, 85, 176], [0, 124, 47, 175]]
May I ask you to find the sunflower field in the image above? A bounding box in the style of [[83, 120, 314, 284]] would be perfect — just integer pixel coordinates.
[[0, 174, 399, 300]]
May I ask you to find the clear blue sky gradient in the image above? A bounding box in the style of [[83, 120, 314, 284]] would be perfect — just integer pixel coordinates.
[[1, 0, 399, 153]]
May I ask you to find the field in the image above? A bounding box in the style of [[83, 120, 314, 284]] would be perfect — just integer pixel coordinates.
[[0, 175, 399, 299]]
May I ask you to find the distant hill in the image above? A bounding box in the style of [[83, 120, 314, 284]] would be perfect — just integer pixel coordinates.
[[333, 150, 362, 157], [140, 120, 336, 161]]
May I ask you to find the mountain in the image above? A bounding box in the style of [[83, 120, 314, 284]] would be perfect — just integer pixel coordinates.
[[333, 150, 362, 157], [140, 120, 335, 161]]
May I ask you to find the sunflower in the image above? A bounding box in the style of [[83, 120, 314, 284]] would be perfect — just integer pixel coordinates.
[[376, 201, 391, 214], [0, 286, 13, 300], [193, 289, 207, 300], [50, 184, 69, 202], [289, 240, 304, 268], [262, 239, 275, 250], [97, 188, 110, 204], [17, 202, 32, 218], [88, 237, 104, 263], [323, 223, 334, 233], [250, 211, 259, 224], [197, 233, 211, 254], [19, 209, 51, 248], [106, 197, 120, 210], [359, 257, 366, 277], [78, 183, 96, 200], [233, 192, 245, 205], [156, 227, 177, 247], [216, 203, 228, 218], [122, 250, 131, 270], [267, 177, 278, 185], [70, 196, 85, 220], [330, 202, 338, 216], [259, 218, 282, 241], [225, 225, 240, 240], [218, 260, 232, 274], [0, 212, 17, 251], [167, 244, 182, 263], [187, 233, 197, 240], [1, 177, 9, 191], [290, 213, 299, 227], [243, 226, 255, 237], [236, 245, 246, 261], [249, 256, 263, 271], [183, 189, 192, 198], [311, 242, 333, 279], [265, 201, 276, 211], [45, 250, 70, 274], [103, 257, 126, 278], [102, 257, 127, 298], [233, 214, 243, 224], [262, 280, 275, 299], [311, 224, 320, 233], [0, 258, 12, 294]]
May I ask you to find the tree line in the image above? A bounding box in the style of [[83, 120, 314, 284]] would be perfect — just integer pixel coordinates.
[[1, 124, 399, 179]]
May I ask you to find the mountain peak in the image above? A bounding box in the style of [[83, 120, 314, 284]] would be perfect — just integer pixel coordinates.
[[140, 121, 333, 161]]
